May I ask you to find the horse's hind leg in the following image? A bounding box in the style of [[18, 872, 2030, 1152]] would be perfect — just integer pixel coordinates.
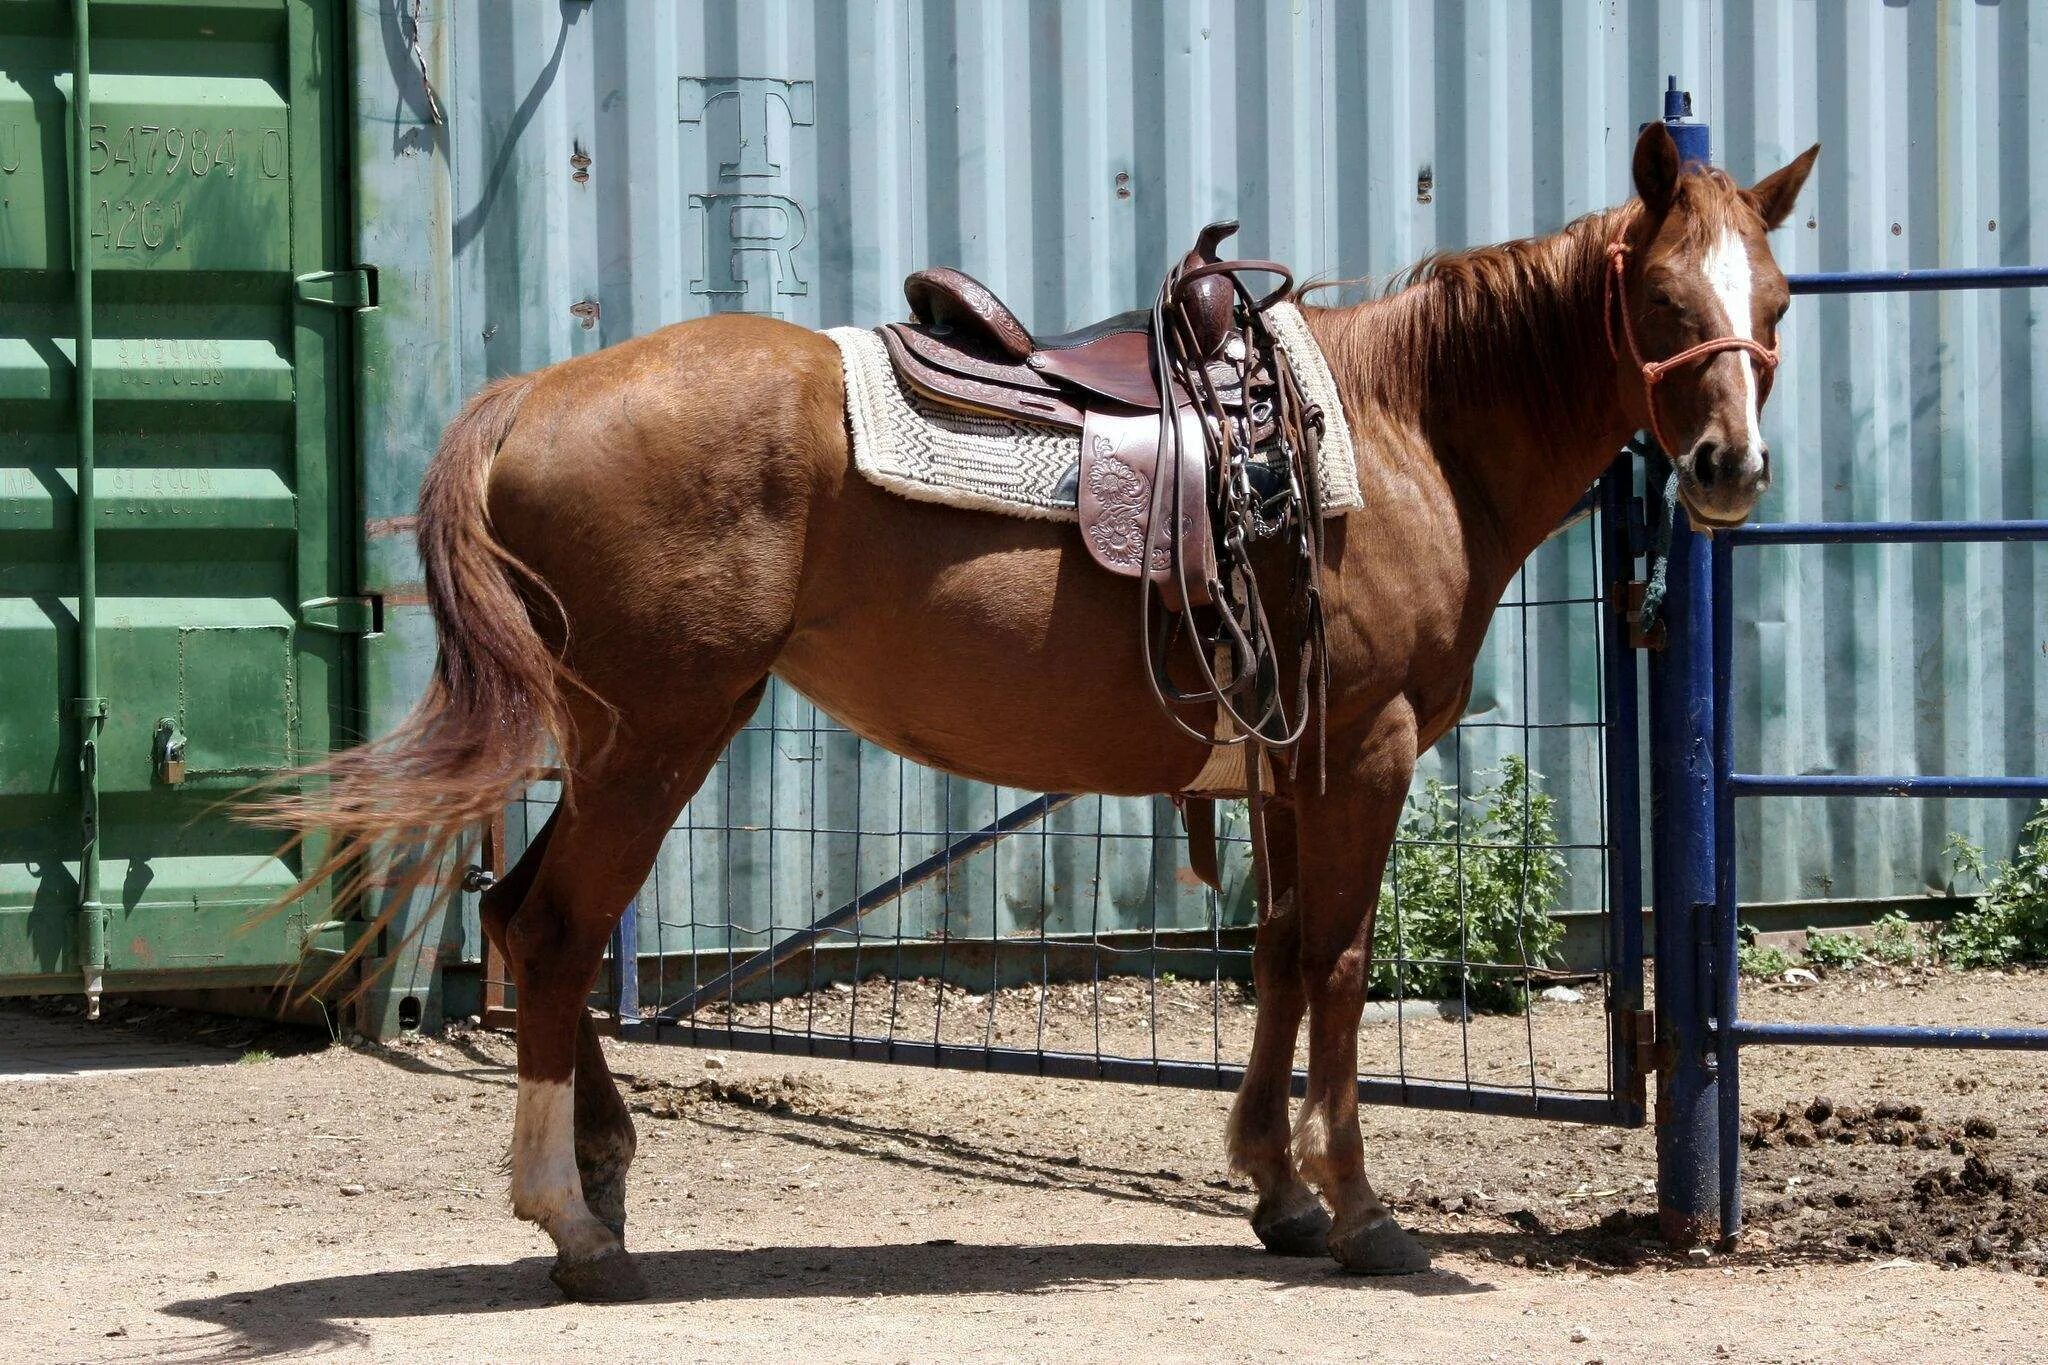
[[478, 808, 555, 963], [1225, 805, 1330, 1255], [482, 804, 643, 1244], [573, 1011, 634, 1241], [500, 686, 763, 1302], [479, 810, 641, 1260], [1291, 710, 1431, 1275], [482, 809, 641, 1228]]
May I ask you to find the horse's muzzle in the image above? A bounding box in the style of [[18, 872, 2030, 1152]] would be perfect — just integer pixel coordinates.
[[1677, 438, 1769, 529]]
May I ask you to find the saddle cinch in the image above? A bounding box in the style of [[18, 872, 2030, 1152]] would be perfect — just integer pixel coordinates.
[[878, 222, 1311, 615]]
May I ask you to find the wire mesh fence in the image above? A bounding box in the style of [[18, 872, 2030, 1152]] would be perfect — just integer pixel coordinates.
[[483, 479, 1642, 1125]]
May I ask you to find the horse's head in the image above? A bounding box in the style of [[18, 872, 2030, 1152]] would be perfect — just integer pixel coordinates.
[[1613, 123, 1819, 528]]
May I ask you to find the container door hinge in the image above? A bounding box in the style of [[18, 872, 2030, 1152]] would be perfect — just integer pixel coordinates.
[[300, 594, 383, 637], [295, 267, 379, 310]]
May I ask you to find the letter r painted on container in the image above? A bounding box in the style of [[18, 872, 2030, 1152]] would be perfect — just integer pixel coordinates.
[[688, 192, 809, 301], [678, 77, 816, 180]]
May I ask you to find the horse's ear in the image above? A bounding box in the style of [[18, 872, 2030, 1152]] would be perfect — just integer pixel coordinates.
[[1746, 143, 1821, 230], [1632, 122, 1680, 218]]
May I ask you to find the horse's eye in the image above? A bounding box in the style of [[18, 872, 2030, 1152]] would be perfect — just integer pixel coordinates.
[[1650, 287, 1675, 309]]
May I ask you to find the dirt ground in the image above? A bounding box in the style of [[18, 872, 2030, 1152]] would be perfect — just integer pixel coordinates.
[[3, 969, 2047, 1363]]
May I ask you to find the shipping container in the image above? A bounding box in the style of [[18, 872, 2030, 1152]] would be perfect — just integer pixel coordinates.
[[1, 0, 357, 1002]]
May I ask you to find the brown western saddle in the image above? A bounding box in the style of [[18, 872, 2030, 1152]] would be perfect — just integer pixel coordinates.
[[876, 222, 1332, 886]]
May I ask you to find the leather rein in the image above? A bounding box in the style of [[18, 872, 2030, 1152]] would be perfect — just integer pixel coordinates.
[[1143, 254, 1328, 772], [1143, 254, 1329, 910], [1602, 223, 1779, 458]]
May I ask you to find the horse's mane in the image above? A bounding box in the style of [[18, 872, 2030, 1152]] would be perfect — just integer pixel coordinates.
[[1302, 167, 1757, 441]]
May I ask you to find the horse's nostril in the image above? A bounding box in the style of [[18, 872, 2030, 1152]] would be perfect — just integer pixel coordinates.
[[1759, 446, 1772, 480], [1693, 441, 1724, 489]]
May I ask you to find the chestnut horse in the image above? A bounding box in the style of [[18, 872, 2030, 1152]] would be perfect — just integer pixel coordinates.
[[267, 124, 1815, 1300]]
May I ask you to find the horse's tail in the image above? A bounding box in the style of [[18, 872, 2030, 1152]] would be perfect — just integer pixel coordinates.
[[252, 373, 569, 995]]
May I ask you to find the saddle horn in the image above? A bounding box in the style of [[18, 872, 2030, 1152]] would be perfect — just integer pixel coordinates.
[[1177, 221, 1245, 360]]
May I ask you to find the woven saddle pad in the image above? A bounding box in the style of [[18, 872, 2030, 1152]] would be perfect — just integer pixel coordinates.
[[827, 302, 1362, 522]]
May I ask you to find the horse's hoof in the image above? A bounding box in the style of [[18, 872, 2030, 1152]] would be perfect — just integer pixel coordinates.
[[1329, 1214, 1432, 1275], [1252, 1196, 1333, 1256], [550, 1246, 649, 1303]]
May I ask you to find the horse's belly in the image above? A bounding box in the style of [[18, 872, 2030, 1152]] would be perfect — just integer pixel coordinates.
[[776, 491, 1212, 795], [773, 619, 1211, 796]]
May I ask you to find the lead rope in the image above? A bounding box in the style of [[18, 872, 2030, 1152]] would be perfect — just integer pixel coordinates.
[[1637, 455, 1681, 641]]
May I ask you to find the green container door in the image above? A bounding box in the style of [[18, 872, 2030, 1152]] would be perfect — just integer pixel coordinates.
[[0, 0, 357, 992]]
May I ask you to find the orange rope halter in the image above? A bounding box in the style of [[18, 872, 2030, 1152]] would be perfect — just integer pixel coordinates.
[[1603, 226, 1779, 458]]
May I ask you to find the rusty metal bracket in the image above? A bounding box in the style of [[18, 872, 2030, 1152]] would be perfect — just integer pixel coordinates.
[[1618, 1007, 1658, 1111], [1619, 579, 1667, 650]]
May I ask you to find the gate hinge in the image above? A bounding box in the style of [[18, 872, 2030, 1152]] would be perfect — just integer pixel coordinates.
[[295, 267, 380, 310], [1617, 580, 1667, 651], [1618, 1007, 1658, 1109], [300, 594, 384, 637]]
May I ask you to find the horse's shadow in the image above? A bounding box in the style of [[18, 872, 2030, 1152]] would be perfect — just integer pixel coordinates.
[[156, 1238, 1493, 1360]]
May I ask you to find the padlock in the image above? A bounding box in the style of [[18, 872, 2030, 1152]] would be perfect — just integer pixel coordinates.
[[153, 717, 187, 785]]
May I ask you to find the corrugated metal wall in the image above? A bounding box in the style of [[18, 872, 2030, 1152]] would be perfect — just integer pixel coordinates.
[[356, 0, 2047, 963], [1710, 0, 2048, 903]]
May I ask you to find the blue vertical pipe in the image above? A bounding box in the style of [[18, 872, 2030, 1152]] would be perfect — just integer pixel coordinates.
[[1711, 536, 1741, 1243], [1658, 77, 1708, 165], [1643, 79, 1720, 1246], [611, 897, 640, 1026]]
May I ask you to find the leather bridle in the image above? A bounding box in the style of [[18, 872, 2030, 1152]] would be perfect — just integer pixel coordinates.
[[1603, 223, 1779, 459]]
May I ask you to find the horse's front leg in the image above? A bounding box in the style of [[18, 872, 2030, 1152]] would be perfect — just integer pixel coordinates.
[[1290, 706, 1432, 1274], [1225, 804, 1330, 1255]]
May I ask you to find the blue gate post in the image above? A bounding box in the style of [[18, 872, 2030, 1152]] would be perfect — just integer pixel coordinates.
[[1642, 80, 1724, 1248], [610, 897, 641, 1029]]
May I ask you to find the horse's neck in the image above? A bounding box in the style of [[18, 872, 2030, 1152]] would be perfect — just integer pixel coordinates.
[[1324, 213, 1635, 593]]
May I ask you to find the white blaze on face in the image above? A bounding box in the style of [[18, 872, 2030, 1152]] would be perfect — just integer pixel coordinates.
[[1700, 227, 1766, 473]]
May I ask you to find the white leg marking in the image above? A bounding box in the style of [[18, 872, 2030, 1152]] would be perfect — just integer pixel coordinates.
[[511, 1075, 615, 1261], [1702, 227, 1766, 473]]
